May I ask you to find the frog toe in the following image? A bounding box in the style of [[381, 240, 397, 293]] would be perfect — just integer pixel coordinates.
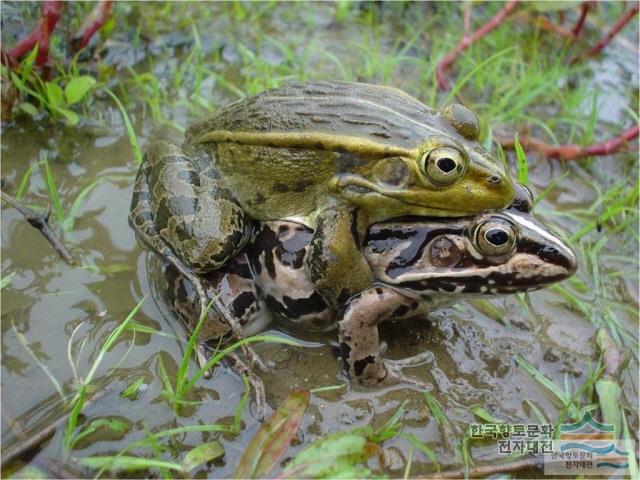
[[376, 363, 432, 390]]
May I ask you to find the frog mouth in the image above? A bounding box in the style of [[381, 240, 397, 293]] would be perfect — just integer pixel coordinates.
[[386, 265, 571, 293], [336, 176, 465, 215]]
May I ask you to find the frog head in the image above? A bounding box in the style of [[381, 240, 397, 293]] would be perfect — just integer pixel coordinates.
[[332, 103, 515, 220], [365, 184, 577, 296]]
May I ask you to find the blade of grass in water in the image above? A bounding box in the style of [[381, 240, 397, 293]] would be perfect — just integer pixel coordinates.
[[516, 355, 571, 406], [103, 87, 142, 165], [79, 455, 185, 473], [16, 160, 43, 199], [12, 320, 66, 402], [41, 158, 65, 227], [233, 375, 252, 434], [81, 298, 145, 388], [183, 335, 301, 393]]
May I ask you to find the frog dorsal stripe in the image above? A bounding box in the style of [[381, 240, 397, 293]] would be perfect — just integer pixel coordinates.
[[196, 130, 417, 159], [253, 95, 444, 136]]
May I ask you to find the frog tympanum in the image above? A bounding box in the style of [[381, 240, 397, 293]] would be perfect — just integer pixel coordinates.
[[130, 81, 515, 310], [160, 185, 577, 386]]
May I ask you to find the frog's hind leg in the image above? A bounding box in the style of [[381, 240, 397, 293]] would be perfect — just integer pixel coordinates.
[[129, 142, 264, 368]]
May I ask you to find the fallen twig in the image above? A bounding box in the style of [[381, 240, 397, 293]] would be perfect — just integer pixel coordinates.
[[496, 125, 639, 160], [0, 189, 74, 265], [421, 456, 542, 479], [436, 0, 519, 90], [571, 4, 639, 64], [0, 385, 113, 468]]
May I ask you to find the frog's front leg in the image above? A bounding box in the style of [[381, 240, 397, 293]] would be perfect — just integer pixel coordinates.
[[305, 206, 374, 308], [338, 285, 430, 386]]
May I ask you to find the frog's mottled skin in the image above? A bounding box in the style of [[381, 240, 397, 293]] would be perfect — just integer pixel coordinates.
[[130, 81, 515, 308], [162, 186, 577, 385]]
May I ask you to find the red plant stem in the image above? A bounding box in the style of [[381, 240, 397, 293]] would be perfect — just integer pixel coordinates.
[[497, 125, 639, 160], [436, 0, 519, 90], [72, 0, 114, 51], [571, 4, 639, 63], [5, 1, 63, 66], [571, 2, 591, 37]]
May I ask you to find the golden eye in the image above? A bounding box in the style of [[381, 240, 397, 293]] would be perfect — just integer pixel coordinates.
[[474, 218, 516, 257], [422, 147, 465, 185]]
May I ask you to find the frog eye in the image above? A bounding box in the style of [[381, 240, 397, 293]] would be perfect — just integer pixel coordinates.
[[422, 147, 465, 186], [474, 218, 516, 257]]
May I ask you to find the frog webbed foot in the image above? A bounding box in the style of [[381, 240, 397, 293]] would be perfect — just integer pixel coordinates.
[[373, 361, 432, 390], [374, 351, 434, 388]]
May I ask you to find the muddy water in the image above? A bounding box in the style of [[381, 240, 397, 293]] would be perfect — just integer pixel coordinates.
[[1, 2, 638, 478]]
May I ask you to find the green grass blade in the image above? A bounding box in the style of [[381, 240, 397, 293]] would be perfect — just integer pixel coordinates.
[[184, 335, 301, 393], [175, 299, 215, 397], [16, 161, 43, 199], [12, 320, 65, 401], [63, 178, 104, 231], [233, 375, 252, 434], [64, 385, 87, 451], [515, 355, 570, 406], [81, 297, 145, 388], [513, 134, 529, 185], [103, 88, 142, 165], [41, 158, 66, 227], [79, 455, 185, 473]]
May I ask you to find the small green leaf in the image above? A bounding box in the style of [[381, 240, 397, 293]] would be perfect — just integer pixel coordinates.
[[7, 464, 48, 479], [10, 71, 25, 90], [65, 76, 96, 105], [120, 378, 146, 399], [234, 389, 310, 478], [71, 418, 129, 448], [45, 82, 64, 107], [182, 441, 224, 472], [19, 102, 39, 117], [53, 106, 80, 126], [282, 433, 378, 479], [1, 272, 16, 289]]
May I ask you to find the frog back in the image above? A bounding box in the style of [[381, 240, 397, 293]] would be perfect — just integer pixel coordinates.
[[187, 81, 458, 152]]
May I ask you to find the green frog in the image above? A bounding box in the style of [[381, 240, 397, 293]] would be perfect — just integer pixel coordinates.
[[130, 81, 515, 310], [162, 185, 577, 385]]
